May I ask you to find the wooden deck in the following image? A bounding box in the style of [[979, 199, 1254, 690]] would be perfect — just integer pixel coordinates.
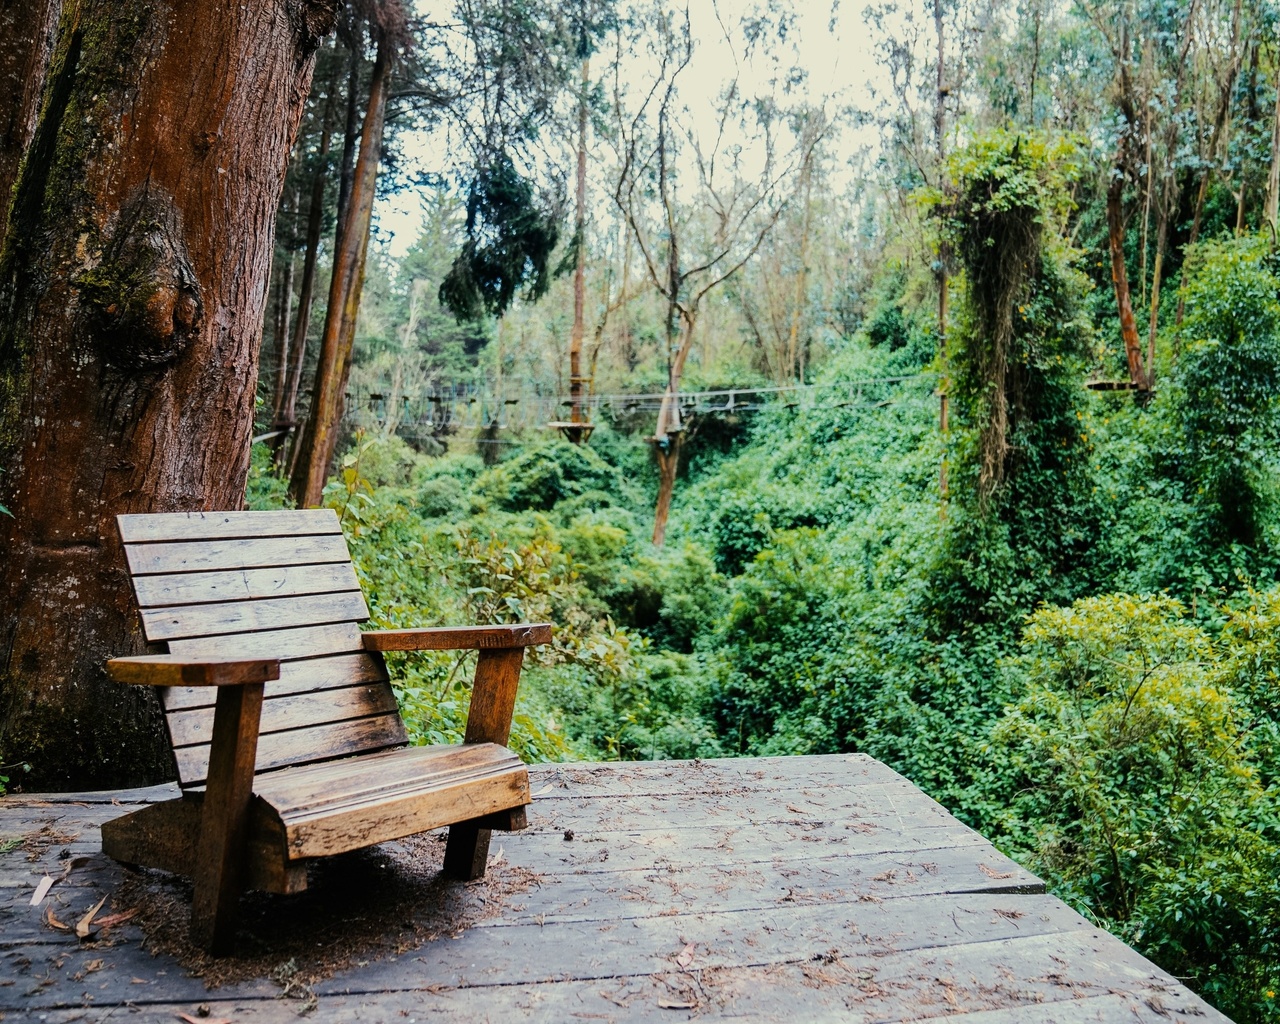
[[0, 754, 1233, 1023]]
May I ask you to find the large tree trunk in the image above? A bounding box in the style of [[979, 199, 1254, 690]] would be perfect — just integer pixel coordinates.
[[290, 36, 389, 509], [0, 0, 335, 789]]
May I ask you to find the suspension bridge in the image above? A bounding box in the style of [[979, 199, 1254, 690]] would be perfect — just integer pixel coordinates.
[[333, 373, 932, 446]]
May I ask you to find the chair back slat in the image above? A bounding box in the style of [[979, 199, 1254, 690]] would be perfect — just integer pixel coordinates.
[[118, 510, 408, 789]]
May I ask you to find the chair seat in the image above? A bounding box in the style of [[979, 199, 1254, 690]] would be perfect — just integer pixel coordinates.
[[252, 743, 529, 861]]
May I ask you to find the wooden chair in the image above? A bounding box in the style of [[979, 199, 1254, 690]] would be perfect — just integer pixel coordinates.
[[100, 509, 548, 953]]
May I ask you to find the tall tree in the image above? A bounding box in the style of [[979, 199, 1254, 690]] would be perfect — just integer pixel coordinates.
[[611, 4, 809, 545], [0, 0, 337, 789], [291, 3, 407, 508]]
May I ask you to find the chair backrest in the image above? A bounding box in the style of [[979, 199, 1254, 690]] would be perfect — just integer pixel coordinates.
[[118, 509, 408, 789]]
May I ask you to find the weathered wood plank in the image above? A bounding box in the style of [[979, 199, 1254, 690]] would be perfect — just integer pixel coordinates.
[[524, 753, 908, 799], [280, 764, 529, 860], [523, 778, 962, 836], [132, 561, 362, 608], [172, 711, 407, 783], [173, 713, 409, 786], [254, 744, 522, 815], [141, 591, 370, 642], [107, 655, 280, 687], [307, 892, 1092, 993], [166, 621, 365, 661], [0, 755, 1238, 1024], [447, 842, 1043, 926], [124, 533, 352, 577], [161, 653, 389, 711], [0, 782, 180, 806], [118, 509, 341, 543], [362, 624, 553, 651], [166, 683, 400, 747], [25, 987, 1223, 1024]]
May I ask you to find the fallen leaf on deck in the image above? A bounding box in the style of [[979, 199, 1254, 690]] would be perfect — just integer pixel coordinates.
[[45, 906, 71, 931], [30, 875, 55, 906], [658, 998, 696, 1009], [95, 907, 140, 930], [490, 847, 506, 865], [532, 784, 555, 796], [178, 1014, 232, 1024], [978, 863, 1014, 879], [75, 895, 107, 938], [674, 941, 696, 968], [85, 959, 104, 973]]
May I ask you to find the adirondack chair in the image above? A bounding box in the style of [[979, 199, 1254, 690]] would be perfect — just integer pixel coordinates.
[[100, 509, 548, 953]]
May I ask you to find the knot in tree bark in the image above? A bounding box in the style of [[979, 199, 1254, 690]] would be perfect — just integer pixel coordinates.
[[77, 187, 202, 369]]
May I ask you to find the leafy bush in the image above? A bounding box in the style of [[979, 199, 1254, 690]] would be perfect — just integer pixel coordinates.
[[992, 594, 1280, 1021], [1173, 236, 1280, 546], [473, 441, 629, 512]]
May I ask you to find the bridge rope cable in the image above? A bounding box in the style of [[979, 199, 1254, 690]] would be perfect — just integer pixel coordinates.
[[339, 372, 936, 433]]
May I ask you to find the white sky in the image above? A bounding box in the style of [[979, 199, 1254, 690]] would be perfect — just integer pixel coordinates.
[[378, 0, 899, 257]]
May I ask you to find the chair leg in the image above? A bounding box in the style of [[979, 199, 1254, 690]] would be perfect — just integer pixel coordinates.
[[442, 822, 493, 880], [189, 682, 264, 953]]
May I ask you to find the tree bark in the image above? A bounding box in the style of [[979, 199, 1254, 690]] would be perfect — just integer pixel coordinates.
[[333, 28, 363, 254], [290, 35, 389, 509], [1267, 64, 1280, 231], [1107, 174, 1149, 392], [0, 0, 62, 243], [651, 311, 695, 546], [652, 434, 683, 548], [0, 0, 335, 789], [276, 82, 337, 464], [269, 241, 297, 426]]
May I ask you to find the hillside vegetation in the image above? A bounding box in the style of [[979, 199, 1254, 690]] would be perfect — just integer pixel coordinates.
[[251, 217, 1280, 1020]]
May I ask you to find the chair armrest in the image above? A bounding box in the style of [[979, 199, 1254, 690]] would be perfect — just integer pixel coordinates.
[[361, 624, 552, 652], [106, 655, 280, 687]]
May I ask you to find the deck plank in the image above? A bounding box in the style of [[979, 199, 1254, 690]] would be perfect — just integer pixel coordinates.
[[0, 755, 1234, 1022]]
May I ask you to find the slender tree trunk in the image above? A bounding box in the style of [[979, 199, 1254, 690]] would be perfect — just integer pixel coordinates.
[[567, 55, 590, 442], [334, 28, 363, 253], [269, 243, 297, 425], [276, 84, 337, 464], [1267, 65, 1280, 231], [1176, 5, 1241, 330], [652, 311, 695, 547], [0, 0, 62, 243], [786, 156, 814, 384], [290, 36, 389, 508], [0, 0, 335, 789], [1107, 175, 1148, 391], [935, 0, 950, 499], [652, 434, 684, 547]]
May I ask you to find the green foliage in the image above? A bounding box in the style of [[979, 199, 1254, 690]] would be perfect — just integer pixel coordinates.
[[438, 152, 562, 320], [251, 137, 1280, 1023], [992, 595, 1280, 1021], [472, 440, 629, 512], [244, 442, 292, 510], [1173, 236, 1280, 546]]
